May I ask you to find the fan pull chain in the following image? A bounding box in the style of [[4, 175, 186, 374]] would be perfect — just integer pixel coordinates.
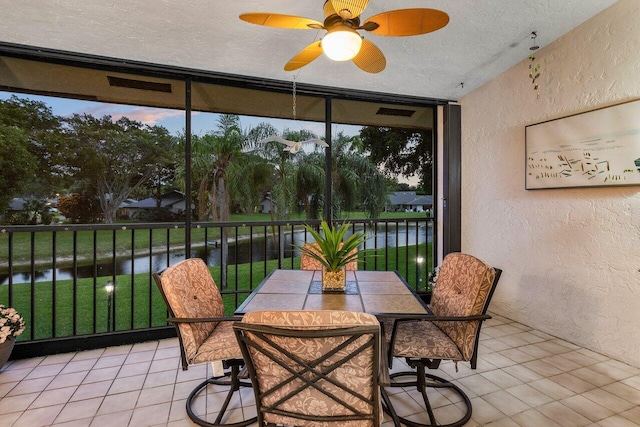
[[292, 75, 297, 120]]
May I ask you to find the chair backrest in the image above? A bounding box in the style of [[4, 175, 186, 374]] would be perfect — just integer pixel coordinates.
[[153, 258, 224, 367], [234, 310, 381, 427], [300, 242, 358, 271], [430, 253, 501, 361]]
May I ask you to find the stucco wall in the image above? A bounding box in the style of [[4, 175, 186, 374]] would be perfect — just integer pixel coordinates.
[[459, 0, 640, 367]]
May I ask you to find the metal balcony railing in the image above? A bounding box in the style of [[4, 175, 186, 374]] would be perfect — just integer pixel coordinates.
[[0, 217, 434, 358]]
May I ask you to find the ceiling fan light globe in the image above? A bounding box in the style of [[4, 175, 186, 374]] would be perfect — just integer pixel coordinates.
[[322, 27, 363, 61]]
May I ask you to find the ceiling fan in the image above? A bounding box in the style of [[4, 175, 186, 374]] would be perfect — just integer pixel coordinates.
[[258, 136, 329, 153], [240, 0, 449, 74]]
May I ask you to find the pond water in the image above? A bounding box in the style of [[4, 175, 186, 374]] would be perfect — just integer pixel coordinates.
[[1, 225, 431, 284]]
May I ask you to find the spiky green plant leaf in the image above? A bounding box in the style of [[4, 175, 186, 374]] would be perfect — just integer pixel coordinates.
[[296, 221, 366, 271]]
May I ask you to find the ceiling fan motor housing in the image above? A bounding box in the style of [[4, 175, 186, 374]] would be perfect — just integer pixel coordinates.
[[323, 1, 360, 29]]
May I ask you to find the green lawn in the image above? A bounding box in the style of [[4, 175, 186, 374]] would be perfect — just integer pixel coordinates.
[[0, 212, 429, 267], [1, 242, 432, 342]]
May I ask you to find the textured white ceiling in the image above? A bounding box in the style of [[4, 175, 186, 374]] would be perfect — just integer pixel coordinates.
[[0, 0, 619, 101]]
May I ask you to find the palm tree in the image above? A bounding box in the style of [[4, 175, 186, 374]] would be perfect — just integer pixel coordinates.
[[248, 123, 321, 220], [188, 133, 213, 221], [299, 132, 388, 219], [183, 114, 248, 222], [207, 114, 245, 221], [336, 133, 388, 218], [296, 151, 324, 219], [226, 151, 273, 214], [178, 115, 246, 287]]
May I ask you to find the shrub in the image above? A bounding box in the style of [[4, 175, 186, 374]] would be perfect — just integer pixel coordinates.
[[133, 207, 183, 222], [57, 194, 101, 223], [3, 198, 52, 225]]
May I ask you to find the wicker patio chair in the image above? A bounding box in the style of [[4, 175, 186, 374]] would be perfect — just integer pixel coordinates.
[[383, 253, 502, 427], [153, 258, 255, 427]]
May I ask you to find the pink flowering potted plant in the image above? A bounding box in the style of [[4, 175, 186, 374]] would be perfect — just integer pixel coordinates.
[[0, 304, 25, 369]]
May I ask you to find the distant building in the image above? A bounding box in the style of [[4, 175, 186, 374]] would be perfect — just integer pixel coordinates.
[[124, 190, 187, 219], [387, 191, 433, 213], [3, 197, 65, 224], [115, 198, 139, 219], [258, 193, 277, 214], [7, 197, 26, 212]]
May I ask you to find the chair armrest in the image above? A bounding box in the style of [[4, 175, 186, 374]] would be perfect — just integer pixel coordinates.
[[412, 314, 491, 322], [379, 313, 490, 322], [385, 313, 492, 365], [167, 316, 243, 323]]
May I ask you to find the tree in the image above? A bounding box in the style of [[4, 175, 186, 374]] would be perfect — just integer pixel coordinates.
[[183, 133, 212, 221], [0, 96, 67, 197], [132, 132, 179, 214], [396, 182, 413, 191], [0, 125, 35, 213], [186, 114, 250, 288], [63, 114, 171, 223], [189, 114, 249, 221], [295, 152, 325, 219], [292, 132, 388, 219], [248, 123, 299, 220], [359, 126, 433, 193], [209, 115, 247, 221], [329, 132, 388, 218], [226, 151, 273, 214], [23, 198, 52, 225]]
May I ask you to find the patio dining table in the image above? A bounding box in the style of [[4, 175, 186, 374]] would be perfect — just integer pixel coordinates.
[[235, 268, 430, 425], [235, 268, 429, 317]]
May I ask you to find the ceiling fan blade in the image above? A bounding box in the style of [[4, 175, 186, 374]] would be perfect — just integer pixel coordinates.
[[258, 136, 289, 145], [364, 9, 449, 36], [352, 39, 386, 73], [284, 41, 323, 71], [301, 138, 329, 148], [330, 0, 370, 19], [240, 13, 322, 30]]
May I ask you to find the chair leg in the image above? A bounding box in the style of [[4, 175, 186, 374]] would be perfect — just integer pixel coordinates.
[[381, 386, 402, 427], [386, 364, 472, 427], [186, 362, 257, 427]]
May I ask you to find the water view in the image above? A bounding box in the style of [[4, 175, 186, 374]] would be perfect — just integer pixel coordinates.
[[1, 225, 431, 285]]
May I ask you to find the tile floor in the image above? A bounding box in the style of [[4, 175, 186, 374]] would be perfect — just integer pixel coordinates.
[[1, 313, 640, 426]]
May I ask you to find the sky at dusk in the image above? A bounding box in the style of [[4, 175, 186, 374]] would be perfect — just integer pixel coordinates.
[[0, 91, 359, 138], [1, 91, 418, 185]]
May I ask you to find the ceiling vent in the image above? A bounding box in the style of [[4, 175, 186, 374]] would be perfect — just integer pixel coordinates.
[[107, 76, 172, 93], [376, 107, 415, 117]]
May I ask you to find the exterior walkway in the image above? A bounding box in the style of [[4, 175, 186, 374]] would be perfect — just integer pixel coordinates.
[[1, 313, 639, 426]]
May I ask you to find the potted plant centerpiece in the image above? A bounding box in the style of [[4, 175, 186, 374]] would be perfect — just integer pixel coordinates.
[[298, 221, 366, 292]]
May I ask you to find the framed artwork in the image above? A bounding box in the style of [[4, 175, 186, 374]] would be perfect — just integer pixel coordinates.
[[525, 99, 640, 190]]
